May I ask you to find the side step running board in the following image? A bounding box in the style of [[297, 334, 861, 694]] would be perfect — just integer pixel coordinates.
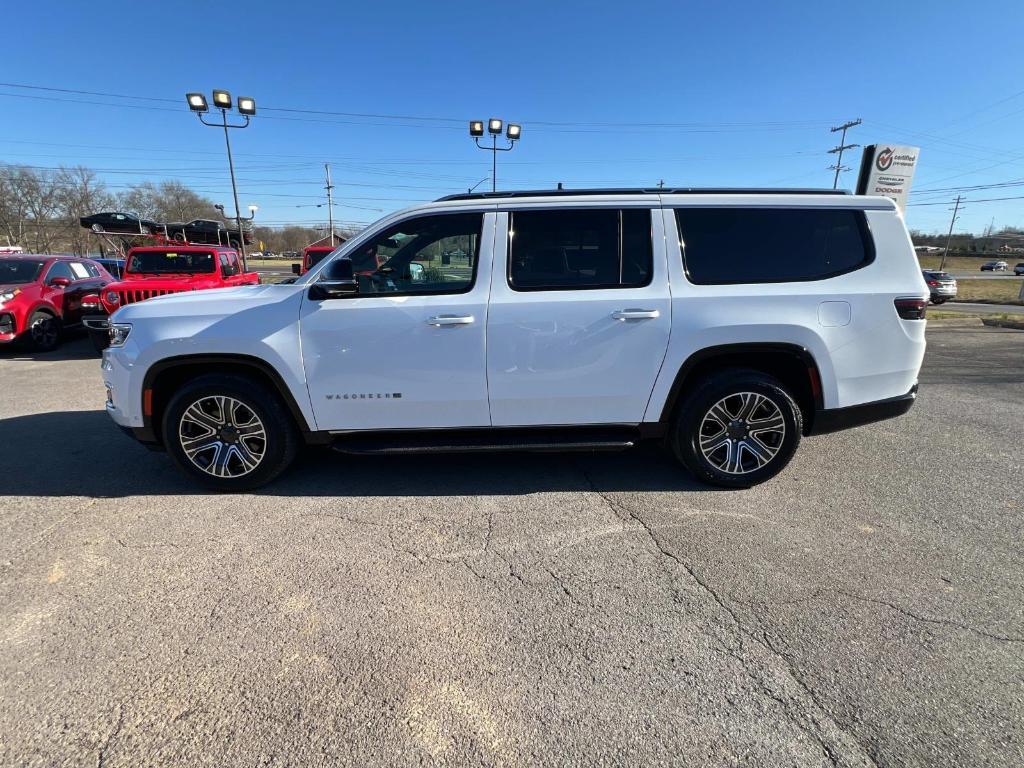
[[330, 427, 638, 456]]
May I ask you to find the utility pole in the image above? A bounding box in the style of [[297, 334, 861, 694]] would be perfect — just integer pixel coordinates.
[[939, 195, 963, 272], [657, 179, 665, 189], [325, 163, 335, 245], [828, 118, 863, 189]]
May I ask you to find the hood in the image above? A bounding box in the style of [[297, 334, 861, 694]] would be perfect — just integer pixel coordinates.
[[107, 274, 222, 291], [112, 282, 298, 321]]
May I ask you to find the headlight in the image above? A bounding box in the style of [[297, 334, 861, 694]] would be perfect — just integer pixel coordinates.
[[0, 288, 18, 306], [106, 291, 120, 305], [108, 323, 132, 347]]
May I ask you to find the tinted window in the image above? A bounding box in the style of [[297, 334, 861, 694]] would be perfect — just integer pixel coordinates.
[[675, 208, 872, 285], [509, 208, 652, 290], [46, 261, 76, 282], [341, 212, 481, 295]]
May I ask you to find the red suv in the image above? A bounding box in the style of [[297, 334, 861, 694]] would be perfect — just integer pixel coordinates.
[[0, 254, 114, 351], [84, 245, 259, 350]]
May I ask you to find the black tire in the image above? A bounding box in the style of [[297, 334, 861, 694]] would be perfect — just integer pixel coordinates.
[[670, 368, 802, 489], [229, 238, 241, 250], [89, 329, 109, 354], [932, 297, 946, 305], [162, 374, 299, 492], [27, 310, 61, 352], [172, 232, 186, 243]]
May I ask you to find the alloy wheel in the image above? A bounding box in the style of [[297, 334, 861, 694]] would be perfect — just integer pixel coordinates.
[[698, 391, 786, 475], [30, 316, 58, 348], [178, 395, 267, 478]]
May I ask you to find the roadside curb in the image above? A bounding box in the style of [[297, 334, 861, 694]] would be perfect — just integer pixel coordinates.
[[926, 318, 983, 328], [982, 318, 1024, 331]]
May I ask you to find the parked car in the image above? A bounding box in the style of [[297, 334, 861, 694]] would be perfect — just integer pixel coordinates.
[[83, 245, 259, 352], [922, 270, 957, 304], [0, 254, 114, 351], [101, 188, 927, 492], [1014, 263, 1024, 276], [164, 219, 252, 248], [292, 244, 339, 276], [79, 211, 158, 235], [980, 260, 1009, 271], [93, 257, 125, 279]]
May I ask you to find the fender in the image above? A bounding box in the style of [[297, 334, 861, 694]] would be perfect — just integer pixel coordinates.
[[654, 342, 824, 425], [139, 353, 320, 445]]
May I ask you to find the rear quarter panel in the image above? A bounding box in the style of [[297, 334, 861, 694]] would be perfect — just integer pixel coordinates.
[[645, 200, 927, 418]]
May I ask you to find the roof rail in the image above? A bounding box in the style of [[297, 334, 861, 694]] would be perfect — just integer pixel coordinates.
[[436, 187, 852, 202]]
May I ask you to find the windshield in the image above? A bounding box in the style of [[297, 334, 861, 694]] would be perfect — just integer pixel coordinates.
[[0, 259, 45, 284], [128, 250, 215, 274]]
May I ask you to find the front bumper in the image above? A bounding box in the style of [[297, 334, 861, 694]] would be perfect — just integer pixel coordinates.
[[809, 384, 918, 435]]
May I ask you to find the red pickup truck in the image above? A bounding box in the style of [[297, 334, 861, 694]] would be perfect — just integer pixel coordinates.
[[84, 245, 259, 350]]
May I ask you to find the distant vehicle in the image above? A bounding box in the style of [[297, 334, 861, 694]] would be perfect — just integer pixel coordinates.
[[291, 240, 351, 276], [93, 257, 125, 278], [82, 245, 260, 352], [1014, 263, 1024, 276], [164, 219, 253, 248], [0, 254, 114, 351], [922, 270, 957, 304], [980, 261, 1009, 272], [79, 211, 158, 235]]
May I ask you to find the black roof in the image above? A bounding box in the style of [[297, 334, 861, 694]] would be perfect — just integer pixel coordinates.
[[437, 187, 851, 202]]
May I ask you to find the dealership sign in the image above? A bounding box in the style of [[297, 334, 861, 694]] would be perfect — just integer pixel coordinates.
[[856, 144, 920, 213]]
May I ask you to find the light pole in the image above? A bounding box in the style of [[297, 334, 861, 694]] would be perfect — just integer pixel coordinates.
[[469, 118, 521, 192], [186, 90, 256, 269]]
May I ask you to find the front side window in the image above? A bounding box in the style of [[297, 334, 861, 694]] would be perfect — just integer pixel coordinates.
[[675, 208, 872, 285], [46, 261, 76, 282], [341, 212, 481, 295], [508, 208, 653, 291], [128, 249, 216, 274]]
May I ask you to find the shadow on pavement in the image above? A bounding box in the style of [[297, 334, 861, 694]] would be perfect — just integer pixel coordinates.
[[0, 409, 711, 498], [0, 334, 99, 363]]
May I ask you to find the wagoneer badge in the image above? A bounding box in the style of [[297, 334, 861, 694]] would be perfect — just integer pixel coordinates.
[[325, 393, 402, 400]]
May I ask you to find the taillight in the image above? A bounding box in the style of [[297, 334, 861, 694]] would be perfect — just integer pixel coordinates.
[[927, 280, 938, 287], [895, 297, 928, 320]]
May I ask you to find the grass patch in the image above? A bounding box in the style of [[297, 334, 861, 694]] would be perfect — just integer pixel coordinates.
[[950, 279, 1023, 304]]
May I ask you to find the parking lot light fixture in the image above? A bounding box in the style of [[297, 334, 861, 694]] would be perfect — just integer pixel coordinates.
[[470, 117, 522, 193], [188, 88, 255, 269], [212, 90, 232, 109], [186, 93, 209, 112]]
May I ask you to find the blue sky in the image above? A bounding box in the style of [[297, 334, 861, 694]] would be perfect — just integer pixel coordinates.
[[3, 0, 1023, 234]]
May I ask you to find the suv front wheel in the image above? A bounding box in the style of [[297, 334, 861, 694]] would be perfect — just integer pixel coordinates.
[[163, 374, 299, 491], [671, 369, 802, 488]]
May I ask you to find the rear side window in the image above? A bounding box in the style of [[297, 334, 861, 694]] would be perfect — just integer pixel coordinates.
[[675, 208, 873, 285], [509, 208, 652, 290]]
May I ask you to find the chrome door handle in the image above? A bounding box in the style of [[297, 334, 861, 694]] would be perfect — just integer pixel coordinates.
[[426, 314, 475, 326], [611, 309, 660, 320]]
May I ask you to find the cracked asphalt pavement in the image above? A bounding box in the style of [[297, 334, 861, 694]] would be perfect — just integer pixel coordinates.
[[1, 325, 1022, 767]]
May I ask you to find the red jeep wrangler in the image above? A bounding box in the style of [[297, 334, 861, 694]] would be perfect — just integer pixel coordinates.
[[84, 245, 259, 350]]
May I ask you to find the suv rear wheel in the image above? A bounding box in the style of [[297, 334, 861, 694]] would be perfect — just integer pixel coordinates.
[[163, 374, 298, 491], [671, 368, 802, 488]]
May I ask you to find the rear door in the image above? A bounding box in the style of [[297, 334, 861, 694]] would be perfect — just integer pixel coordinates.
[[486, 205, 672, 425], [300, 209, 495, 431]]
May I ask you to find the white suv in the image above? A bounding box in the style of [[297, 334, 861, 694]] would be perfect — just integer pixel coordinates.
[[101, 189, 928, 491]]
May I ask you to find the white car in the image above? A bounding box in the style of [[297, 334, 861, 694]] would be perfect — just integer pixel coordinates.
[[101, 188, 928, 491]]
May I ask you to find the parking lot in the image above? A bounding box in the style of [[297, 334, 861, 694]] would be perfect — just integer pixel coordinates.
[[0, 325, 1021, 766]]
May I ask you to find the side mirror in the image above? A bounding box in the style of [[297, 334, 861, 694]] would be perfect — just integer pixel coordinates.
[[408, 262, 425, 282], [49, 276, 71, 288], [308, 258, 358, 300], [222, 264, 239, 277], [291, 263, 301, 275]]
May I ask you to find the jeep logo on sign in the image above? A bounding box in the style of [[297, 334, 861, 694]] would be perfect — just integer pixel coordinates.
[[875, 147, 895, 171]]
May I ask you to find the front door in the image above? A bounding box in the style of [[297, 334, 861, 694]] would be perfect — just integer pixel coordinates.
[[300, 209, 494, 431], [486, 206, 672, 425]]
